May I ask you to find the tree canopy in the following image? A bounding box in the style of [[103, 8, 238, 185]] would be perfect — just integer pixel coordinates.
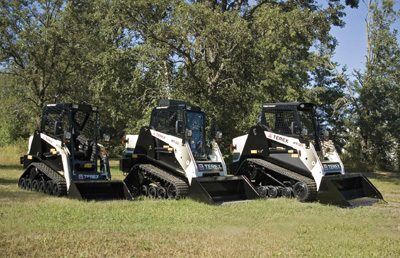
[[0, 0, 398, 171]]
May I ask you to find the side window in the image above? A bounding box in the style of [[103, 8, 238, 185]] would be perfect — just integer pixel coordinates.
[[298, 110, 315, 139], [43, 111, 69, 137], [150, 110, 167, 133], [151, 110, 181, 135]]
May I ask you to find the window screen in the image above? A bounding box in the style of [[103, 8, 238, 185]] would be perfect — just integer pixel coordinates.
[[263, 109, 296, 135]]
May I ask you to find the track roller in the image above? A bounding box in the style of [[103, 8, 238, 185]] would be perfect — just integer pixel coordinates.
[[293, 181, 311, 202], [32, 180, 39, 191], [26, 179, 32, 190], [281, 187, 293, 198], [18, 177, 26, 189], [148, 185, 157, 198], [38, 181, 45, 192], [267, 186, 278, 198], [157, 186, 167, 199], [257, 186, 268, 198]]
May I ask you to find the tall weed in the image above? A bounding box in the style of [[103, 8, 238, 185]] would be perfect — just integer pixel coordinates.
[[0, 139, 28, 166]]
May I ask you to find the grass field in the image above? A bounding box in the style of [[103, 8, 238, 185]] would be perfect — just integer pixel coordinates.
[[1, 145, 400, 257]]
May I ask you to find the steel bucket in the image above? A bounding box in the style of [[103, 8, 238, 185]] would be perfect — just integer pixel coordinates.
[[68, 181, 133, 201], [317, 173, 384, 207], [188, 175, 260, 205]]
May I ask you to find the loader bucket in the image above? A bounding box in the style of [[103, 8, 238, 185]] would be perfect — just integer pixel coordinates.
[[188, 175, 259, 205], [317, 173, 384, 207], [68, 181, 133, 201]]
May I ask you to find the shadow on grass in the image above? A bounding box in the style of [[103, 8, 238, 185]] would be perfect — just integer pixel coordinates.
[[0, 188, 52, 201], [0, 178, 19, 185], [0, 164, 23, 170]]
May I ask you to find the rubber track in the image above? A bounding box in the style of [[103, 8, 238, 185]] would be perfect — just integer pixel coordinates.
[[246, 158, 317, 202], [30, 162, 67, 196], [138, 164, 189, 199]]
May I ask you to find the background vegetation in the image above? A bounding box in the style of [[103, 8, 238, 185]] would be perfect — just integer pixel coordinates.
[[1, 0, 399, 171]]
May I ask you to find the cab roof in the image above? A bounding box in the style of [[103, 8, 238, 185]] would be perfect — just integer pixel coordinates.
[[263, 102, 315, 110]]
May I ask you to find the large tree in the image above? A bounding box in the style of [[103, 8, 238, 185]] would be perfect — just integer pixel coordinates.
[[338, 0, 400, 171], [110, 0, 350, 151], [0, 0, 68, 120], [0, 1, 106, 123], [0, 0, 361, 158], [356, 0, 400, 171], [0, 1, 143, 145]]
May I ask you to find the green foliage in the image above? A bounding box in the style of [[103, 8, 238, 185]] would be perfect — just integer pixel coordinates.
[[0, 0, 69, 112], [110, 0, 346, 154], [343, 0, 400, 171], [0, 74, 35, 144], [1, 0, 398, 170]]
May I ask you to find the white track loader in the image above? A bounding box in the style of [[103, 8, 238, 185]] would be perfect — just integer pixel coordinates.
[[19, 103, 132, 200], [120, 100, 259, 205], [230, 102, 383, 207]]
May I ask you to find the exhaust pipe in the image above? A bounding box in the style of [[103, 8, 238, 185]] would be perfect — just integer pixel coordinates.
[[188, 176, 260, 205], [317, 173, 384, 207], [69, 181, 133, 201]]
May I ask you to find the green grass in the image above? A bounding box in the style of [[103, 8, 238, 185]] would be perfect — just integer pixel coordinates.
[[1, 147, 400, 257]]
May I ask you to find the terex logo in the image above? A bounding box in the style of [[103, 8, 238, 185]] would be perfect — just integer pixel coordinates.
[[273, 135, 289, 143], [78, 174, 99, 180], [205, 164, 222, 170], [324, 164, 341, 170], [198, 163, 222, 171], [323, 163, 341, 173]]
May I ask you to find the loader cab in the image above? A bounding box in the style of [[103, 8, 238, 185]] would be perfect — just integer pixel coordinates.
[[261, 103, 322, 151], [150, 100, 207, 159], [41, 103, 110, 180]]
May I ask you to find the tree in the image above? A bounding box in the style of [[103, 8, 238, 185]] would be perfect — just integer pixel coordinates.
[[338, 0, 400, 171], [0, 0, 70, 121], [356, 0, 400, 171], [0, 73, 34, 145], [0, 0, 361, 159], [110, 0, 350, 154]]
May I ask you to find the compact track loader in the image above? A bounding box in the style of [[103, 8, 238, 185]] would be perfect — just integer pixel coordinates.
[[120, 100, 259, 205], [19, 103, 133, 201], [231, 103, 383, 207]]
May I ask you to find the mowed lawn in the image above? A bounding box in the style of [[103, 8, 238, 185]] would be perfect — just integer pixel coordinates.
[[1, 146, 400, 257]]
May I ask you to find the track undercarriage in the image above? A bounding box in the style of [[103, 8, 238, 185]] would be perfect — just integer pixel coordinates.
[[18, 162, 67, 197], [238, 158, 317, 202], [124, 164, 189, 200]]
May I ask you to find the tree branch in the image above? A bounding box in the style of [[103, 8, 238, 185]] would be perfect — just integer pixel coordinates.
[[243, 0, 270, 20]]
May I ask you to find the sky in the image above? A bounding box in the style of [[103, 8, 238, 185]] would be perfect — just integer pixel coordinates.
[[249, 0, 400, 77], [330, 3, 370, 74], [331, 1, 400, 76]]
